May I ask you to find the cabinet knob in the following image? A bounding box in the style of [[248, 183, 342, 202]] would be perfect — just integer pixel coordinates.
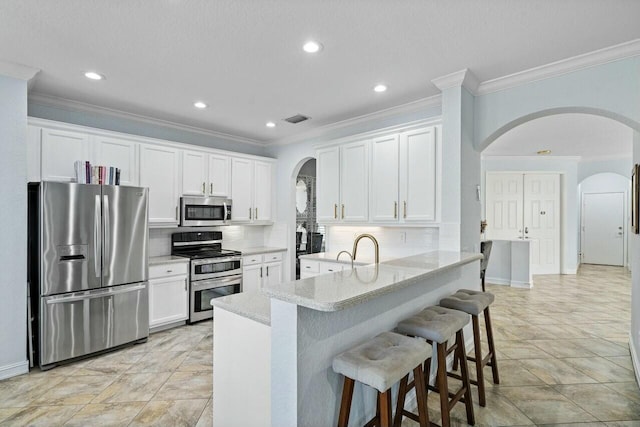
[[166, 269, 173, 273]]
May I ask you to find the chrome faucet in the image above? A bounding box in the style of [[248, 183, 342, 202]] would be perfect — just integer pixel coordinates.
[[352, 234, 379, 264]]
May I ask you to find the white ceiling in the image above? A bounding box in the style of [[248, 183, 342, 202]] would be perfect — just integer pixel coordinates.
[[1, 1, 640, 144], [482, 113, 633, 159]]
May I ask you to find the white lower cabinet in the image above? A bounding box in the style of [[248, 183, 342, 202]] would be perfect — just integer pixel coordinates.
[[300, 259, 346, 279], [242, 252, 284, 292], [149, 262, 189, 329]]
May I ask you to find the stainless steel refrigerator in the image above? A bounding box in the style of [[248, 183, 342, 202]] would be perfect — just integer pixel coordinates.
[[28, 182, 149, 368]]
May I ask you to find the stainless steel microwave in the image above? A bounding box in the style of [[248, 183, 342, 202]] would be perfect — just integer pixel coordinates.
[[180, 196, 232, 226]]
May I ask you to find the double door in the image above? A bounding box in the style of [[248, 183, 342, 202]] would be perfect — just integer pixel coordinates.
[[485, 173, 561, 274], [182, 150, 231, 197], [231, 158, 272, 222]]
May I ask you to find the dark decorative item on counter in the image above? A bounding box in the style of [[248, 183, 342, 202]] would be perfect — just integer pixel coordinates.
[[632, 164, 639, 234]]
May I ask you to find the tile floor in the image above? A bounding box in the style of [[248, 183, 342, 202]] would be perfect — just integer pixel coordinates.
[[0, 264, 637, 426]]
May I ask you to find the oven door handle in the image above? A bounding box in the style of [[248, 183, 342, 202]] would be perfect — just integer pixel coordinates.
[[191, 256, 241, 266], [191, 276, 242, 290]]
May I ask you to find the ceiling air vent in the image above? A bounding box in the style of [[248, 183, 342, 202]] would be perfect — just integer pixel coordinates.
[[283, 114, 310, 124]]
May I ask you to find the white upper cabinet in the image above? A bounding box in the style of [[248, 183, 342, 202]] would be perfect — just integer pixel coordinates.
[[399, 127, 437, 222], [231, 157, 254, 222], [231, 157, 274, 223], [370, 135, 400, 222], [41, 128, 90, 182], [92, 135, 139, 186], [340, 140, 369, 222], [208, 154, 230, 197], [182, 150, 208, 196], [316, 146, 340, 223], [254, 161, 272, 222], [139, 144, 181, 225], [317, 124, 439, 226]]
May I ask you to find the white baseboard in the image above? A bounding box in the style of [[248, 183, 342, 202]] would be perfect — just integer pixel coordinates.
[[630, 334, 640, 387], [0, 360, 29, 380], [510, 280, 532, 289], [485, 276, 510, 286]]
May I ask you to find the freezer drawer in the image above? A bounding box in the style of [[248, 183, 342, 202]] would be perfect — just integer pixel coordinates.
[[40, 282, 149, 367]]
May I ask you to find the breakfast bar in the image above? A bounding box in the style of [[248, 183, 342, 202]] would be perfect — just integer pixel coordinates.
[[212, 250, 482, 427]]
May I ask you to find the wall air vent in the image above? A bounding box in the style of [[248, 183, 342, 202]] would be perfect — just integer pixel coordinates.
[[283, 114, 310, 124]]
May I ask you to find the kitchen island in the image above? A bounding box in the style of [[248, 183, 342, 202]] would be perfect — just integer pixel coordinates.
[[211, 250, 482, 427]]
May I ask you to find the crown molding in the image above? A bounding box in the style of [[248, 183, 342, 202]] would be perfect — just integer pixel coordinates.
[[0, 60, 40, 81], [476, 38, 640, 95], [431, 69, 479, 93], [481, 154, 582, 161], [28, 92, 266, 147], [269, 95, 441, 146]]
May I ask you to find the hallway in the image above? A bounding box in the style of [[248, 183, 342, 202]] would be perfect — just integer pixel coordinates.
[[421, 264, 640, 426]]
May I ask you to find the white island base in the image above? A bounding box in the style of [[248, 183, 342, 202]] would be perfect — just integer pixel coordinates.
[[212, 251, 482, 427]]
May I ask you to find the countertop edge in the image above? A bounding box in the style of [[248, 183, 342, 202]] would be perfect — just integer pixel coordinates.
[[211, 295, 271, 326], [228, 246, 287, 256], [263, 253, 483, 312], [149, 255, 190, 266]]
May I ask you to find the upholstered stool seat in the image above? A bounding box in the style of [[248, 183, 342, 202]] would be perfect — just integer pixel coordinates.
[[396, 306, 475, 427], [333, 331, 432, 427], [440, 289, 500, 407], [440, 289, 494, 316]]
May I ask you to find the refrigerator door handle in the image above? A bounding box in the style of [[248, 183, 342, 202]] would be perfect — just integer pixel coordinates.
[[103, 194, 110, 275], [45, 283, 147, 304], [94, 194, 101, 278]]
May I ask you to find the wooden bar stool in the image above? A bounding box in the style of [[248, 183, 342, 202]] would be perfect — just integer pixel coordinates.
[[396, 306, 475, 427], [440, 289, 499, 407], [332, 331, 431, 427]]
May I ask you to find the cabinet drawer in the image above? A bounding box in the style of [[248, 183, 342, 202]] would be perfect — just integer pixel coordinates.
[[243, 255, 263, 266], [300, 272, 318, 279], [264, 252, 283, 262], [149, 262, 188, 279], [320, 262, 345, 275], [300, 260, 320, 273]]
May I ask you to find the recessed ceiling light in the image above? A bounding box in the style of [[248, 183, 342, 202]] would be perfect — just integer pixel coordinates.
[[373, 84, 387, 93], [194, 101, 208, 109], [266, 121, 276, 128], [84, 71, 105, 81], [536, 149, 552, 155], [303, 41, 323, 53]]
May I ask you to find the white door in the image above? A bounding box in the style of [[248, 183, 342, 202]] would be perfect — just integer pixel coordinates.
[[41, 128, 90, 182], [139, 144, 181, 225], [242, 264, 263, 293], [253, 161, 272, 221], [92, 136, 138, 186], [582, 192, 624, 266], [524, 173, 561, 274], [264, 262, 282, 287], [370, 134, 399, 222], [317, 147, 340, 222], [400, 127, 437, 222], [340, 140, 369, 222], [149, 275, 188, 328], [231, 157, 254, 222], [485, 173, 524, 240], [182, 150, 208, 196], [208, 154, 230, 197]]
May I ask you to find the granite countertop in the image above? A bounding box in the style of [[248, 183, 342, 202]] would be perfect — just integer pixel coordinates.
[[226, 246, 287, 256], [263, 251, 483, 312], [149, 255, 190, 266], [298, 252, 381, 266], [211, 291, 271, 326]]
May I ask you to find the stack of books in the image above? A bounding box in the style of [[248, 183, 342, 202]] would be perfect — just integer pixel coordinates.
[[74, 161, 121, 185]]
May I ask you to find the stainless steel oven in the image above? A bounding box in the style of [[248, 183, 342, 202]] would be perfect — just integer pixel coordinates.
[[180, 196, 232, 227], [190, 275, 242, 323], [171, 231, 243, 323]]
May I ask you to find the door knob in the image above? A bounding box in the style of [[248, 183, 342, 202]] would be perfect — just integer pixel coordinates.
[[524, 227, 529, 234]]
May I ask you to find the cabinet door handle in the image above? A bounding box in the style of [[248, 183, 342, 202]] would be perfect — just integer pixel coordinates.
[[260, 267, 263, 278], [184, 278, 188, 291], [266, 266, 269, 276], [255, 207, 258, 220], [176, 206, 179, 220], [249, 208, 252, 220], [210, 183, 213, 194], [202, 182, 205, 194], [334, 204, 337, 219], [403, 201, 407, 219], [394, 201, 397, 219], [166, 269, 173, 273], [341, 204, 345, 219]]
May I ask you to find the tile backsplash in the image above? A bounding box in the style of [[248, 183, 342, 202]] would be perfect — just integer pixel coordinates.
[[325, 226, 439, 259], [149, 225, 267, 257]]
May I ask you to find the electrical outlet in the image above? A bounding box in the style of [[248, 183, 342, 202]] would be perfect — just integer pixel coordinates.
[[399, 232, 406, 243]]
